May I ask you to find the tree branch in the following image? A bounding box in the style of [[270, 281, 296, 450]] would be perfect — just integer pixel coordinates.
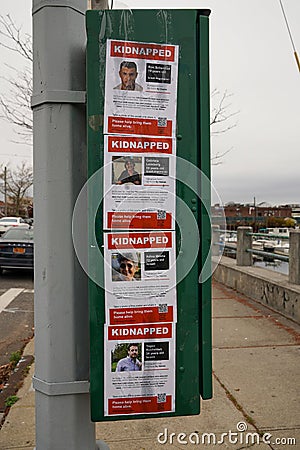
[[210, 89, 239, 164], [0, 14, 32, 62], [211, 147, 233, 166], [0, 15, 32, 143], [0, 13, 240, 168], [210, 89, 239, 135]]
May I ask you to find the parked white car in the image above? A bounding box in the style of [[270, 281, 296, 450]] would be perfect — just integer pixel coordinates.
[[0, 217, 30, 235]]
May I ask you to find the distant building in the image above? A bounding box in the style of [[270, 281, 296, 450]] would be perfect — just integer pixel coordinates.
[[0, 200, 5, 217], [291, 204, 300, 224], [0, 197, 33, 218], [211, 203, 293, 230]]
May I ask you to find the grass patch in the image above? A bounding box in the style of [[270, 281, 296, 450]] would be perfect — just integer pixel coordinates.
[[5, 395, 19, 408], [9, 351, 22, 368]]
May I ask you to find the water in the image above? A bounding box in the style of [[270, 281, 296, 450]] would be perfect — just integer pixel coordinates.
[[254, 259, 289, 275], [221, 244, 290, 276]]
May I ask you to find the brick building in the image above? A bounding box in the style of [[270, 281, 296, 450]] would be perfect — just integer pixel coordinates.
[[211, 203, 293, 230]]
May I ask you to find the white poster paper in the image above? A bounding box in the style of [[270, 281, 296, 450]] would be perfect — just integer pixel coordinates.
[[103, 135, 176, 230], [104, 329, 176, 416], [104, 231, 177, 319], [102, 37, 179, 418], [104, 39, 179, 138]]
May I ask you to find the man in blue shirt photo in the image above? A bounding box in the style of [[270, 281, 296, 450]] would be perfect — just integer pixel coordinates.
[[116, 343, 142, 372]]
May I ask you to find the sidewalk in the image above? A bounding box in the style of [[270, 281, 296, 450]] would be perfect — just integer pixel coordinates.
[[1, 280, 299, 449]]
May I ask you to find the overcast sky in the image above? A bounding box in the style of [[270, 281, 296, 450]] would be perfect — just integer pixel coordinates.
[[0, 0, 299, 205]]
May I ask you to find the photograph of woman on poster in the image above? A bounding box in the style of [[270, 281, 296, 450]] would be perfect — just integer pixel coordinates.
[[112, 156, 142, 185], [111, 252, 141, 282]]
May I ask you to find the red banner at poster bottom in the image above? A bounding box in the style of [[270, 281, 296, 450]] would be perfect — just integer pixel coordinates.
[[108, 395, 172, 415], [108, 116, 173, 137], [109, 306, 174, 325], [107, 211, 172, 229]]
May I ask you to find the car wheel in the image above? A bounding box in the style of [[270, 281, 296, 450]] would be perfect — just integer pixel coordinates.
[[0, 267, 3, 275]]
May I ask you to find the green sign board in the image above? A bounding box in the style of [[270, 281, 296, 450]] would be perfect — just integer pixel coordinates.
[[86, 8, 212, 422]]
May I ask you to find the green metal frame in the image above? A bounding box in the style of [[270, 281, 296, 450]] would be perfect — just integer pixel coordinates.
[[86, 9, 211, 422], [198, 14, 212, 400]]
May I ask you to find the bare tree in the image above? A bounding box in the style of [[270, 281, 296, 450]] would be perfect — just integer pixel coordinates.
[[0, 14, 32, 60], [0, 14, 239, 164], [0, 162, 33, 215], [210, 89, 239, 165], [0, 14, 32, 143]]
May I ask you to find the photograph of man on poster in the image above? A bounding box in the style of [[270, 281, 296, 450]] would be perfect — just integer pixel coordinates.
[[113, 343, 142, 372], [114, 61, 143, 91], [111, 252, 141, 282]]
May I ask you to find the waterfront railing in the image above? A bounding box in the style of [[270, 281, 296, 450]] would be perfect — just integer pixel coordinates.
[[212, 226, 300, 285]]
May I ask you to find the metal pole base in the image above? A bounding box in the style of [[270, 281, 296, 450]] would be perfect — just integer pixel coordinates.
[[35, 442, 110, 450], [96, 440, 110, 449]]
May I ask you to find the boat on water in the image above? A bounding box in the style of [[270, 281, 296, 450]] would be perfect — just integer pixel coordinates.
[[259, 227, 290, 238], [220, 227, 296, 257], [254, 227, 291, 255]]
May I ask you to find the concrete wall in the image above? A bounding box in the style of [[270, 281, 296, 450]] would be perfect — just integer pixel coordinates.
[[213, 256, 300, 324]]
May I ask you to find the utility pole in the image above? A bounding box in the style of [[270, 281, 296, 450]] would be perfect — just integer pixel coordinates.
[[32, 0, 108, 448], [4, 166, 8, 216], [254, 196, 257, 232]]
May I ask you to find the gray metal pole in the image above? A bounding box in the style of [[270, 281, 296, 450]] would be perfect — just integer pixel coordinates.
[[4, 166, 8, 216], [32, 1, 108, 448]]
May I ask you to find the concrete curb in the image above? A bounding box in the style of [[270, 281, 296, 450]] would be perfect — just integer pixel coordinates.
[[213, 255, 300, 323]]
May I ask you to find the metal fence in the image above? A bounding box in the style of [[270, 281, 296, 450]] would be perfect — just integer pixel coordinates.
[[212, 226, 300, 285]]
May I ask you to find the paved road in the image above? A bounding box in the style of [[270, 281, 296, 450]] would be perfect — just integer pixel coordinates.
[[0, 269, 34, 292], [0, 270, 34, 366]]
